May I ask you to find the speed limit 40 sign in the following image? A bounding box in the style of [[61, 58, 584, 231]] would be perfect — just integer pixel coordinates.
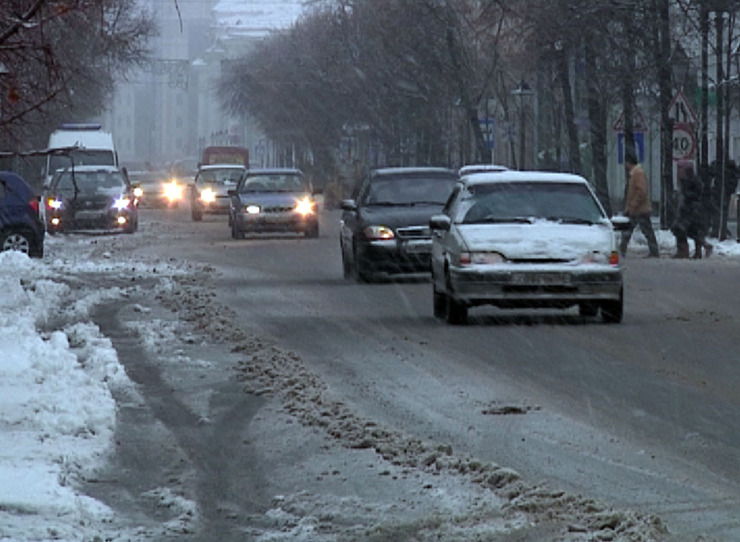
[[673, 126, 696, 161]]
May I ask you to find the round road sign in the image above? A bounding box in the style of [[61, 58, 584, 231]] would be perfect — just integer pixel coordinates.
[[673, 126, 696, 161]]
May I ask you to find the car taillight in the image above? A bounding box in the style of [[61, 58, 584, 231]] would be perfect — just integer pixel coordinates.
[[29, 198, 40, 215]]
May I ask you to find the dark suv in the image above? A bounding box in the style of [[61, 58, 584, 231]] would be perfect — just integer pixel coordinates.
[[0, 171, 44, 258], [339, 167, 458, 282]]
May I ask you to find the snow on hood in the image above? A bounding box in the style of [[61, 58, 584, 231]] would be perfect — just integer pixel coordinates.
[[459, 220, 616, 261]]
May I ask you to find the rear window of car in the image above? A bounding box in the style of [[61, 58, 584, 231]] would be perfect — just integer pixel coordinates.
[[459, 181, 605, 224]]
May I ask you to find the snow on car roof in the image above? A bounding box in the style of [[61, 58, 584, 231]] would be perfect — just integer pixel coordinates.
[[199, 164, 246, 170], [54, 165, 120, 173], [372, 167, 457, 177], [461, 170, 590, 186]]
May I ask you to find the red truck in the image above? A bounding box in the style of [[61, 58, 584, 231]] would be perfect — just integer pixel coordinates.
[[201, 146, 249, 166]]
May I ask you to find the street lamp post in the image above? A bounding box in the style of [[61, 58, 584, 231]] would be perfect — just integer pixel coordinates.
[[511, 79, 533, 170]]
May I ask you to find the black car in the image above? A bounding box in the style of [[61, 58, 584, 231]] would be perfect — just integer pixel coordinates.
[[339, 167, 458, 282], [45, 165, 139, 234], [0, 171, 45, 258], [228, 168, 319, 238]]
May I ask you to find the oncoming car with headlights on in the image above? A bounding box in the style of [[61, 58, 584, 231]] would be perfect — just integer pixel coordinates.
[[45, 165, 139, 234], [228, 168, 319, 238], [190, 164, 246, 221], [429, 171, 629, 325], [339, 167, 458, 282], [128, 170, 184, 209]]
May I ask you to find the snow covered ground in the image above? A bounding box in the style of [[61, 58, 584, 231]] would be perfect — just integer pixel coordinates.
[[1, 227, 738, 541]]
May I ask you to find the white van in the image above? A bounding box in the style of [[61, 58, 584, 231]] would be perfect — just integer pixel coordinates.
[[44, 124, 118, 187]]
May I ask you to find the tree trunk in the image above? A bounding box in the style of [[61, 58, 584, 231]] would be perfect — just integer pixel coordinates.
[[584, 33, 611, 215], [558, 48, 581, 175], [657, 0, 675, 229]]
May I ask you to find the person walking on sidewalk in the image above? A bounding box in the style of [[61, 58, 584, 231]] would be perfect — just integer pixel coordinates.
[[619, 151, 660, 258], [672, 160, 713, 259]]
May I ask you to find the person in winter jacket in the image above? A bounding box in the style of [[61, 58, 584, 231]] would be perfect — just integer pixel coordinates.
[[672, 160, 712, 259], [619, 152, 660, 257]]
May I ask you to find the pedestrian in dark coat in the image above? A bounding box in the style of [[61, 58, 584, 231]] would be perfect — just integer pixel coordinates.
[[672, 161, 712, 258]]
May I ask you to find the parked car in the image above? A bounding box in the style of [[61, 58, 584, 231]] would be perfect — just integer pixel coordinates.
[[128, 170, 184, 209], [190, 164, 245, 221], [339, 167, 458, 282], [45, 165, 139, 234], [430, 170, 628, 324], [228, 168, 319, 238], [0, 171, 44, 258]]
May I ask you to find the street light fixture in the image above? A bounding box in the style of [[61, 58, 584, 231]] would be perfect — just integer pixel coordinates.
[[511, 79, 533, 170]]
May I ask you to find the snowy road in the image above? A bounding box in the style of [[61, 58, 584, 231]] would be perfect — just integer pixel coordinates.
[[2, 204, 739, 541]]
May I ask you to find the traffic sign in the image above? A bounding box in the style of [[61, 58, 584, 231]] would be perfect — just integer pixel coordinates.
[[479, 118, 495, 150], [668, 90, 698, 126], [672, 125, 696, 161]]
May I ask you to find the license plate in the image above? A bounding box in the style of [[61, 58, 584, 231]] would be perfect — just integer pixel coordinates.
[[75, 210, 105, 220], [510, 272, 571, 285], [403, 240, 431, 254]]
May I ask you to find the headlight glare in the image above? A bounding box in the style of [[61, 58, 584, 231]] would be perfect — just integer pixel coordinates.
[[294, 196, 315, 216], [47, 198, 63, 210], [163, 181, 183, 201], [363, 225, 394, 240], [460, 251, 506, 266], [246, 204, 261, 214], [201, 188, 216, 203], [112, 197, 131, 211]]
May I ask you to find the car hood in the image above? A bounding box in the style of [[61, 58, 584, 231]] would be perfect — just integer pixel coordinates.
[[458, 221, 616, 260], [359, 203, 444, 229], [237, 192, 311, 206]]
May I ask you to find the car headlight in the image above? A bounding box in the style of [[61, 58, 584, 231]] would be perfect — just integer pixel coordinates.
[[112, 197, 131, 211], [580, 251, 611, 265], [47, 197, 63, 210], [133, 186, 144, 199], [294, 196, 315, 216], [163, 180, 183, 201], [459, 251, 506, 266], [363, 225, 394, 240], [245, 204, 261, 214], [201, 187, 216, 203]]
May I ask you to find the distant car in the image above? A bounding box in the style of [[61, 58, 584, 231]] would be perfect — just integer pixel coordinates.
[[0, 171, 44, 257], [430, 170, 628, 324], [228, 168, 319, 238], [459, 164, 509, 176], [45, 165, 138, 234], [129, 170, 184, 209], [339, 166, 458, 282], [190, 164, 245, 221]]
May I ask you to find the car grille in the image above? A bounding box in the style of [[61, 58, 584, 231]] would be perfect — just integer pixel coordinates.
[[396, 226, 430, 239], [262, 205, 294, 213]]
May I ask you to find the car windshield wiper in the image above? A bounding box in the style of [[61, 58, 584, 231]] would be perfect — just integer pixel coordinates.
[[545, 216, 595, 225], [465, 216, 533, 224]]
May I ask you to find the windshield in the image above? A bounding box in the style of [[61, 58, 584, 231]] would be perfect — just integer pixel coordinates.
[[49, 150, 115, 172], [52, 170, 127, 195], [362, 176, 457, 206], [196, 168, 243, 186], [459, 182, 605, 225], [239, 173, 308, 193]]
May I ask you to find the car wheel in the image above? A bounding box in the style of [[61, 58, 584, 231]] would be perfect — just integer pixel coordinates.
[[432, 281, 446, 319], [191, 201, 202, 221], [231, 220, 243, 239], [341, 240, 353, 279], [579, 302, 599, 318], [444, 270, 467, 324], [304, 222, 319, 238], [352, 243, 371, 283], [0, 230, 32, 256], [601, 289, 624, 324]]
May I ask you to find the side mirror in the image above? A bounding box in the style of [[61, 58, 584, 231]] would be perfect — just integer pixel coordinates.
[[610, 215, 630, 231], [429, 214, 451, 231]]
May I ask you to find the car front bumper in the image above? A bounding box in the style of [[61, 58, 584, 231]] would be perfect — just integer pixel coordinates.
[[448, 265, 623, 308], [48, 209, 136, 231], [235, 210, 317, 232], [357, 238, 433, 274]]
